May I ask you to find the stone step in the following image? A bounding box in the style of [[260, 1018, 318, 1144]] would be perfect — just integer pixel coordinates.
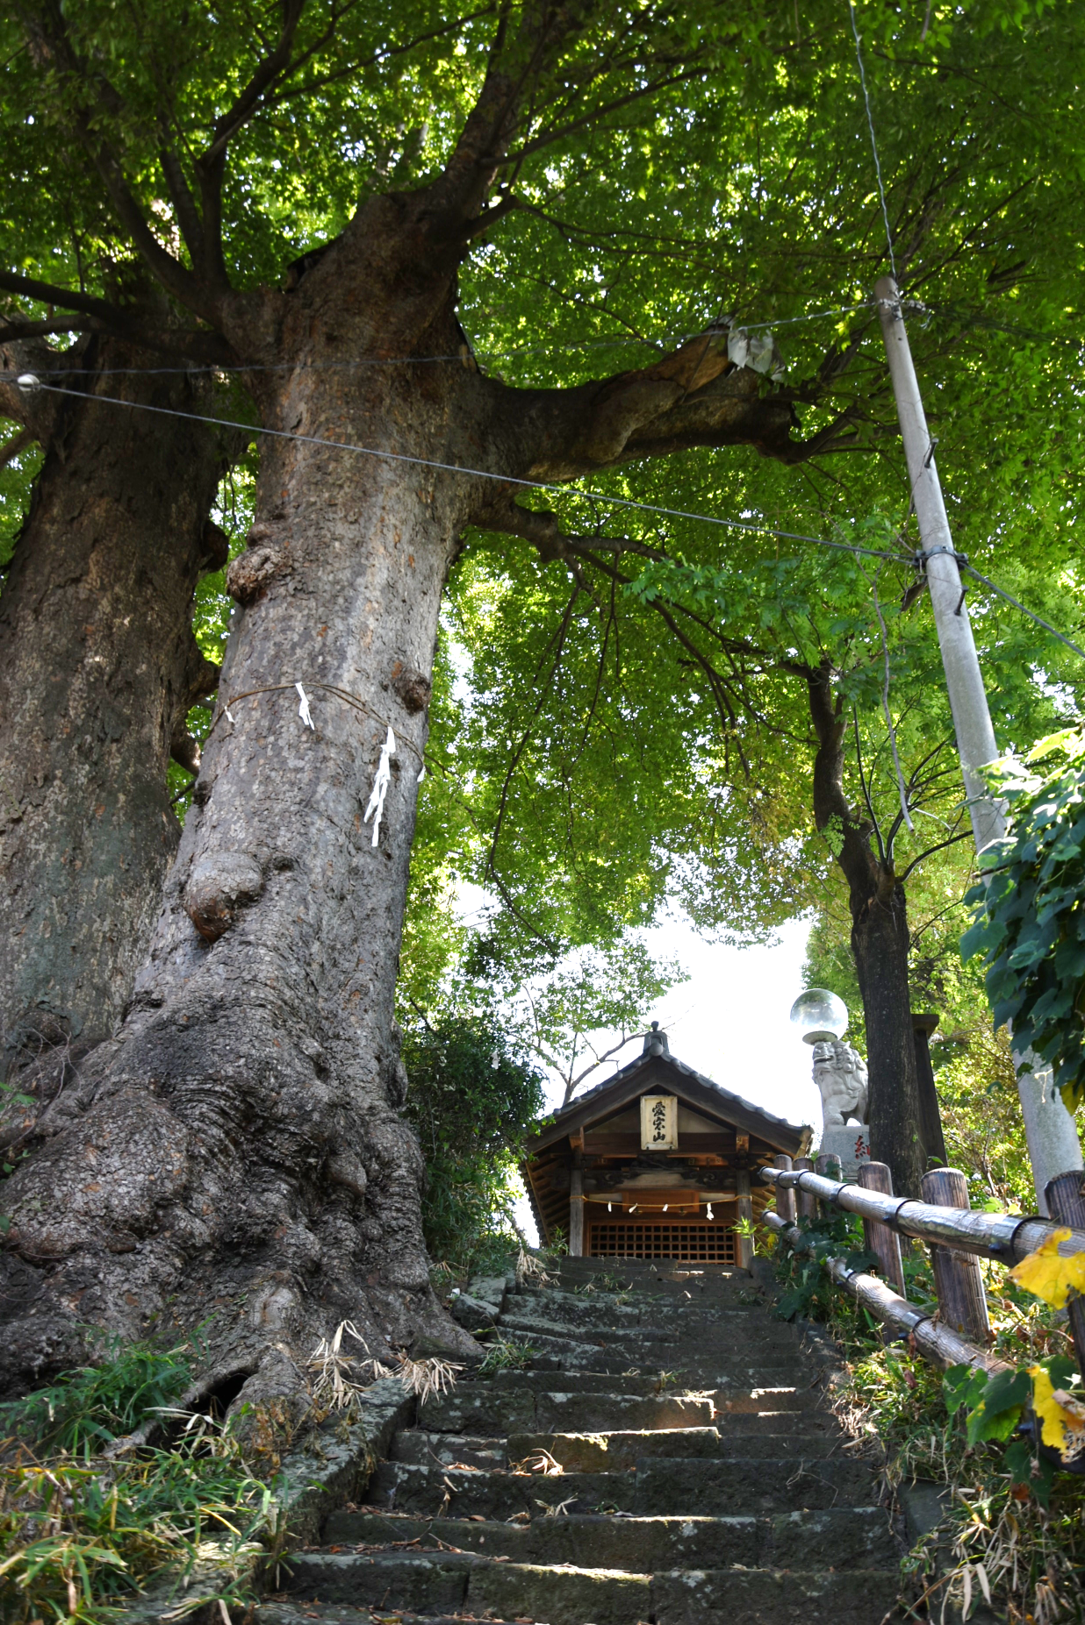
[[491, 1368, 668, 1394], [652, 1565, 902, 1625], [497, 1311, 681, 1345], [504, 1426, 844, 1469], [371, 1453, 878, 1519], [712, 1384, 822, 1413], [283, 1550, 901, 1625], [390, 1431, 507, 1469], [419, 1385, 714, 1435], [633, 1455, 879, 1514], [282, 1549, 647, 1625], [496, 1312, 806, 1353], [716, 1408, 840, 1436], [260, 1604, 525, 1625], [323, 1506, 898, 1571], [370, 1460, 637, 1518]]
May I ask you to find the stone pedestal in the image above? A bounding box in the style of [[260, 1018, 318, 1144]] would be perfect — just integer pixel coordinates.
[[817, 1123, 872, 1182]]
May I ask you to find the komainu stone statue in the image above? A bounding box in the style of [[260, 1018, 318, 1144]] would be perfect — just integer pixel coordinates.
[[812, 1039, 869, 1126]]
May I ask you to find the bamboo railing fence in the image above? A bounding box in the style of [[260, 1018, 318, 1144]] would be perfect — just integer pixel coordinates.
[[759, 1157, 1085, 1381]]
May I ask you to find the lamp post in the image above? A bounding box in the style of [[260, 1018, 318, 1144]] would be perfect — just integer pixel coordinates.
[[789, 990, 871, 1179]]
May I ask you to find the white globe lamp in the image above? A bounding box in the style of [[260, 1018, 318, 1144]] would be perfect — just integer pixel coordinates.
[[789, 988, 848, 1046]]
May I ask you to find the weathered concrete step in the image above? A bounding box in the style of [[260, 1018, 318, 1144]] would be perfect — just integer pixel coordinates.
[[652, 1565, 902, 1625], [712, 1384, 822, 1413], [372, 1454, 878, 1518], [259, 1603, 525, 1625], [419, 1385, 714, 1435], [389, 1420, 846, 1474], [505, 1426, 843, 1468], [506, 1289, 647, 1327], [390, 1431, 507, 1469], [323, 1506, 897, 1571], [635, 1455, 878, 1514], [282, 1549, 647, 1625], [716, 1407, 839, 1436], [284, 1551, 901, 1625], [497, 1311, 681, 1344], [370, 1460, 636, 1518], [491, 1368, 669, 1394]]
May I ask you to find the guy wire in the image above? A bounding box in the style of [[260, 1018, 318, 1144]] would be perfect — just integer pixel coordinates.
[[848, 2, 899, 284]]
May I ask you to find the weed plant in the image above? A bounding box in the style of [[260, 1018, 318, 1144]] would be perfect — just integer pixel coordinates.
[[0, 1338, 283, 1623], [477, 1338, 536, 1376], [772, 1222, 1085, 1622]]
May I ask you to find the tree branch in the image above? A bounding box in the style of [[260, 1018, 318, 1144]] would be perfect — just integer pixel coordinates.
[[898, 828, 973, 884], [487, 326, 859, 487], [0, 272, 234, 365], [0, 428, 32, 467]]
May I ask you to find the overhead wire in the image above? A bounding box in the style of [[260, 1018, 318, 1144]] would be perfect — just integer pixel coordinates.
[[15, 376, 1085, 659], [0, 300, 879, 380], [960, 565, 1085, 662], [19, 377, 914, 564]]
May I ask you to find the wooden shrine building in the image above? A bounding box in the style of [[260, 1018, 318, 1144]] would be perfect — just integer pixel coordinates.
[[523, 1026, 811, 1268]]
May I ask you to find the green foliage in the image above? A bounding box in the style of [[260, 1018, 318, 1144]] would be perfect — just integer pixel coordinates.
[[944, 1362, 1031, 1447], [401, 1014, 545, 1271], [167, 454, 258, 817], [0, 1438, 279, 1623], [773, 1210, 875, 1322], [769, 1192, 1085, 1619], [963, 726, 1085, 1114], [0, 438, 42, 572]]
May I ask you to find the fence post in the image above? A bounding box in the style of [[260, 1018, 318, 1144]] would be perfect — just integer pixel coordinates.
[[794, 1157, 817, 1223], [857, 1161, 906, 1294], [774, 1154, 797, 1225], [1044, 1170, 1085, 1379], [816, 1152, 843, 1183], [921, 1167, 990, 1340], [912, 1012, 948, 1167], [736, 1168, 753, 1270]]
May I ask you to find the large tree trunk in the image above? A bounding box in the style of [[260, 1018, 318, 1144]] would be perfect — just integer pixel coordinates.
[[0, 169, 827, 1396], [0, 277, 487, 1392], [808, 666, 926, 1198], [0, 336, 226, 1090]]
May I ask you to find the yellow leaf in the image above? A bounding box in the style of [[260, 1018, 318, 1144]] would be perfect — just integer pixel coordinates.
[[1009, 1229, 1085, 1308], [1030, 1366, 1085, 1454]]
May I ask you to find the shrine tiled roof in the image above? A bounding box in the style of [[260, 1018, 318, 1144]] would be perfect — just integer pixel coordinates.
[[541, 1044, 808, 1141]]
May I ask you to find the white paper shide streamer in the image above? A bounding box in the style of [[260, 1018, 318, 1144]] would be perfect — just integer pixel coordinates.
[[295, 681, 315, 730], [364, 727, 396, 847]]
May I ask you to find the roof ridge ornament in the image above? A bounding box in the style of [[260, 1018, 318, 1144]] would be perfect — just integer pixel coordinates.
[[642, 1019, 669, 1056]]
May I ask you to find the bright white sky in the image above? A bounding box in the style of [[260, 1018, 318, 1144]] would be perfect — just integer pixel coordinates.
[[509, 910, 827, 1244]]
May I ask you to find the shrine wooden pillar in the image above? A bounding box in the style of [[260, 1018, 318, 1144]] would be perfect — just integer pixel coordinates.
[[736, 1168, 753, 1270], [569, 1164, 584, 1256]]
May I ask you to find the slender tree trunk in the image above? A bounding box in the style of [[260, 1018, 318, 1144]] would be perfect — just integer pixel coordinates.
[[808, 665, 926, 1197], [0, 336, 227, 1090]]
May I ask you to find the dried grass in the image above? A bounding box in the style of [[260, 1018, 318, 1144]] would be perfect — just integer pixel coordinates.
[[511, 1448, 564, 1476]]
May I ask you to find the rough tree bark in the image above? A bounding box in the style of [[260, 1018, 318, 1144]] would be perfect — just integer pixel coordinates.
[[0, 11, 857, 1398], [807, 663, 926, 1198], [0, 335, 228, 1093]]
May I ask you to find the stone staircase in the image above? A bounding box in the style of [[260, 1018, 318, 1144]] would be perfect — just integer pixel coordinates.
[[266, 1256, 902, 1625]]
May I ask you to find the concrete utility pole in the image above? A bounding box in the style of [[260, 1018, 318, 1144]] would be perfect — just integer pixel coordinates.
[[874, 276, 1082, 1211]]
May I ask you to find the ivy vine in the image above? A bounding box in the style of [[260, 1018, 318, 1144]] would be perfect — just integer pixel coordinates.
[[962, 727, 1085, 1113]]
